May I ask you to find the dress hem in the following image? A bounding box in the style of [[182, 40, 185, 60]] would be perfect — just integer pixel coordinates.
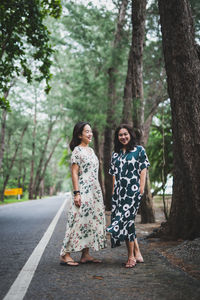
[[60, 243, 107, 255]]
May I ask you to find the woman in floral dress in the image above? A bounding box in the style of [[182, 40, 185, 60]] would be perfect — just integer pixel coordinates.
[[60, 122, 107, 266], [107, 124, 150, 268]]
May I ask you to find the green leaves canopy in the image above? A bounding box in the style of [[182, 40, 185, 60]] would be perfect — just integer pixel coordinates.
[[0, 0, 62, 109]]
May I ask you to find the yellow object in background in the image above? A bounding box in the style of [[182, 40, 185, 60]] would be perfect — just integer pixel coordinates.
[[4, 188, 23, 196]]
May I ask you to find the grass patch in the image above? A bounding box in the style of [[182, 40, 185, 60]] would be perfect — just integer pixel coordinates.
[[0, 191, 50, 205], [0, 197, 29, 205], [0, 191, 30, 205]]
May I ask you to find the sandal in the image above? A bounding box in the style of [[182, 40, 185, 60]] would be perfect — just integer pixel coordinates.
[[125, 258, 137, 268], [60, 259, 79, 266]]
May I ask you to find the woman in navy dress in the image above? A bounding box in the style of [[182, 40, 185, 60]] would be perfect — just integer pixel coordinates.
[[107, 124, 150, 268]]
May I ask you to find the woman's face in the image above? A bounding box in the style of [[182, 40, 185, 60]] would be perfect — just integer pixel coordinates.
[[80, 124, 93, 145], [118, 128, 131, 147]]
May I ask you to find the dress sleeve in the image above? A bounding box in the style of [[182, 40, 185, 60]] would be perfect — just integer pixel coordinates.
[[109, 152, 116, 175], [71, 147, 81, 166], [139, 146, 150, 172]]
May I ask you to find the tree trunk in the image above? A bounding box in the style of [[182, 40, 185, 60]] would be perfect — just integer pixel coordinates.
[[131, 0, 146, 134], [28, 91, 37, 199], [22, 166, 26, 193], [103, 0, 129, 210], [17, 130, 25, 188], [32, 121, 55, 198], [140, 172, 155, 223], [122, 0, 155, 223], [34, 137, 61, 199], [0, 109, 7, 171], [0, 83, 16, 171], [0, 124, 28, 202], [158, 0, 200, 239], [93, 128, 105, 198], [122, 47, 133, 125], [131, 0, 155, 223], [39, 179, 44, 199]]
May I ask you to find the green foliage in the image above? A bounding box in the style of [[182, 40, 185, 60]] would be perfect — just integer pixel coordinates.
[[51, 1, 129, 133], [0, 96, 11, 111], [190, 0, 200, 40], [0, 77, 68, 199], [59, 148, 70, 167], [144, 1, 167, 118], [0, 0, 181, 200], [0, 0, 62, 109], [147, 101, 173, 193]]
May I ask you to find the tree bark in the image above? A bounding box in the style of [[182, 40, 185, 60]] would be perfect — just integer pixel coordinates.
[[131, 0, 155, 223], [0, 80, 16, 170], [32, 121, 55, 198], [28, 90, 37, 199], [131, 0, 146, 134], [93, 128, 105, 198], [0, 87, 13, 171], [122, 0, 155, 223], [140, 172, 155, 223], [122, 47, 133, 125], [22, 166, 26, 193], [158, 0, 200, 239], [103, 0, 129, 210], [122, 0, 147, 126], [34, 137, 61, 199], [0, 109, 7, 171], [0, 124, 28, 202]]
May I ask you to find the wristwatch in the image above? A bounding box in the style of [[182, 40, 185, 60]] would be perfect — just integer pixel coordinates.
[[73, 190, 80, 195]]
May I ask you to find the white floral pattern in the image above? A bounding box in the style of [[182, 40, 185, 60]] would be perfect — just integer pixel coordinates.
[[60, 146, 107, 255]]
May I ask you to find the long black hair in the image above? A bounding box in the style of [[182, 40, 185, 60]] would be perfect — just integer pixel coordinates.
[[114, 124, 136, 153], [69, 121, 91, 151]]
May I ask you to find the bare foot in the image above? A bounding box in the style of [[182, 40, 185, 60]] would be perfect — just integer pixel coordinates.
[[135, 254, 144, 263], [80, 254, 101, 264]]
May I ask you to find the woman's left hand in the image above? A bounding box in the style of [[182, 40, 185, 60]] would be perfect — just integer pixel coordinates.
[[140, 188, 144, 195], [74, 194, 81, 207]]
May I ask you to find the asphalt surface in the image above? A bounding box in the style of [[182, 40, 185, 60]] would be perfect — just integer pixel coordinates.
[[0, 195, 200, 300], [0, 195, 64, 299]]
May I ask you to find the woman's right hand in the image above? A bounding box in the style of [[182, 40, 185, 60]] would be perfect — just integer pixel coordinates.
[[74, 194, 81, 207]]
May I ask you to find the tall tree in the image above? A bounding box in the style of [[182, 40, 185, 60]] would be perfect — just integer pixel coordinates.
[[122, 0, 155, 223], [103, 0, 129, 210], [158, 0, 200, 239], [0, 82, 15, 170], [28, 87, 38, 199]]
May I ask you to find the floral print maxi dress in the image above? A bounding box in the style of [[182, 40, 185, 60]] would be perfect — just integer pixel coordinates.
[[107, 146, 150, 248], [60, 146, 107, 255]]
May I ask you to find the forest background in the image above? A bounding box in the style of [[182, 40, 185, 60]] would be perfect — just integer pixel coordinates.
[[1, 0, 200, 240]]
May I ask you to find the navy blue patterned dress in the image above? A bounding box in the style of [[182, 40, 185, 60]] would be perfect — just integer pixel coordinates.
[[107, 146, 150, 248]]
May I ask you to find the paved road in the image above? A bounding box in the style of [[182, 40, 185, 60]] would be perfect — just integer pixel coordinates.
[[0, 195, 200, 300], [0, 195, 66, 299]]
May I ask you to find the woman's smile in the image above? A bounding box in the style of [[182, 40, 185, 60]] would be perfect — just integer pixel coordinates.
[[80, 124, 93, 145], [118, 128, 131, 146]]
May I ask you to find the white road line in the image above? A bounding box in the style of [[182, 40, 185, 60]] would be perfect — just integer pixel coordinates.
[[3, 197, 68, 300]]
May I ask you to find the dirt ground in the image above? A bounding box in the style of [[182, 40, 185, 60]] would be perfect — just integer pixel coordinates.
[[132, 203, 200, 282]]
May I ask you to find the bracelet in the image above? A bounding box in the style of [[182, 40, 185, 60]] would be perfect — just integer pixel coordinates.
[[73, 190, 80, 195]]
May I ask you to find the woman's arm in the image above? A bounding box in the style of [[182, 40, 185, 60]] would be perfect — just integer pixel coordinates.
[[140, 168, 147, 194], [112, 176, 115, 194], [71, 163, 81, 207]]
